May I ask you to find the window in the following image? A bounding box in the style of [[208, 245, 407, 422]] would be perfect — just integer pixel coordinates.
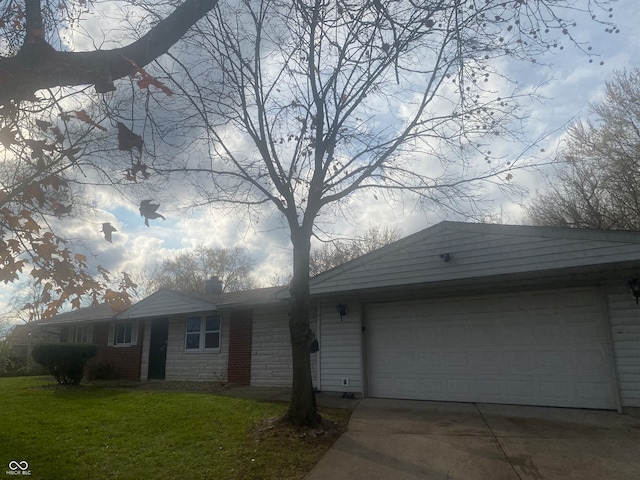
[[108, 321, 138, 347], [186, 317, 201, 350], [68, 325, 93, 344], [185, 314, 220, 352]]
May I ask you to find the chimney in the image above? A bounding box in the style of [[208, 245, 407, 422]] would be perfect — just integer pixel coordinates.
[[204, 277, 223, 295]]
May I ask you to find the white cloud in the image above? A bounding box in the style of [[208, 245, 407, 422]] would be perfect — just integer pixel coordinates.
[[3, 1, 640, 311]]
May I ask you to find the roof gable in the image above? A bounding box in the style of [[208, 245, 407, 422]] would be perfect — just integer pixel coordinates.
[[309, 221, 640, 294]]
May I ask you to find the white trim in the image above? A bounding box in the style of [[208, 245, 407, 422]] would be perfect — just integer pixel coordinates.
[[68, 324, 93, 344], [110, 320, 139, 347], [184, 314, 221, 353], [316, 302, 321, 391], [601, 284, 624, 413]]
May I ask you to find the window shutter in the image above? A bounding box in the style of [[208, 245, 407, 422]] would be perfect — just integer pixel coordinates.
[[131, 321, 138, 345], [108, 322, 115, 346], [87, 324, 94, 344]]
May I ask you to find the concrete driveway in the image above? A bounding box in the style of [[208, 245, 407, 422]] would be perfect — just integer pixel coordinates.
[[305, 398, 640, 480]]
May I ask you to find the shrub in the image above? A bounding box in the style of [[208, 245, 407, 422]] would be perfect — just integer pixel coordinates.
[[87, 362, 117, 381], [31, 344, 98, 385]]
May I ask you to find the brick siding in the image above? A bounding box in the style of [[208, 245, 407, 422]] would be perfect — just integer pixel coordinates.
[[87, 322, 143, 382], [227, 311, 252, 385]]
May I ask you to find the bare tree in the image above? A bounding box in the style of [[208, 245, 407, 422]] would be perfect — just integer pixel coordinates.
[[0, 1, 219, 315], [148, 246, 256, 293], [145, 0, 615, 426], [0, 312, 14, 340], [310, 226, 401, 276], [527, 69, 640, 230], [9, 278, 50, 323]]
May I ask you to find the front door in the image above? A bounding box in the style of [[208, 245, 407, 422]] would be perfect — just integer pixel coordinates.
[[148, 318, 169, 380]]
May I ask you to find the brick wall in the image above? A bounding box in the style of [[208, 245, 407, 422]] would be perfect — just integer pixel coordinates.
[[228, 311, 252, 385], [87, 322, 143, 382]]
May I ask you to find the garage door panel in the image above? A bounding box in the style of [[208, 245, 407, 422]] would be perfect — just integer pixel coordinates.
[[576, 381, 614, 403], [366, 287, 617, 409], [469, 351, 500, 373], [419, 352, 442, 370], [534, 349, 568, 372], [396, 352, 417, 369], [476, 380, 503, 397], [572, 348, 608, 371], [470, 322, 496, 344], [443, 322, 466, 345], [505, 380, 537, 399], [369, 352, 394, 372], [447, 379, 472, 396], [532, 322, 559, 343], [421, 378, 446, 395], [397, 377, 419, 394], [539, 381, 573, 401], [501, 350, 534, 373], [568, 320, 603, 340]]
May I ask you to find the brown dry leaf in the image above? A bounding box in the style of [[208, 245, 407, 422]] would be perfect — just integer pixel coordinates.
[[101, 223, 117, 243], [127, 59, 173, 96], [117, 123, 144, 153], [74, 110, 107, 131]]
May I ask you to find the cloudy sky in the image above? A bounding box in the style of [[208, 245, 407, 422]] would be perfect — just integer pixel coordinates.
[[2, 0, 640, 319]]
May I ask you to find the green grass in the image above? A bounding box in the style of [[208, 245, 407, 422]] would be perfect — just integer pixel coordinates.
[[0, 377, 350, 480]]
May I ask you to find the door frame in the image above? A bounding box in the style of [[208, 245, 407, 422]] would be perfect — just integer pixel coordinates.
[[148, 318, 169, 380]]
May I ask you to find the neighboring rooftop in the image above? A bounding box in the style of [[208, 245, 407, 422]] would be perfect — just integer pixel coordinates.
[[115, 286, 286, 320], [37, 303, 116, 326]]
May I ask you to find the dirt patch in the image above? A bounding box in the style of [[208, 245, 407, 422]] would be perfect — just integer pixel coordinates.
[[252, 415, 347, 443]]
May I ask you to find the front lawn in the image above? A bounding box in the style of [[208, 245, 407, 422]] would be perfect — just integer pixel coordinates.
[[0, 377, 350, 480]]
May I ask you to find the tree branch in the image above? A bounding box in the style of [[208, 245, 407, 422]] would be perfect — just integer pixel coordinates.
[[0, 0, 218, 105]]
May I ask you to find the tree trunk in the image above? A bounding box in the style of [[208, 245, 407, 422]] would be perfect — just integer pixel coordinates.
[[284, 225, 321, 427]]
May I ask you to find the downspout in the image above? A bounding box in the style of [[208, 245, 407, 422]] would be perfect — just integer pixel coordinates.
[[316, 301, 322, 392]]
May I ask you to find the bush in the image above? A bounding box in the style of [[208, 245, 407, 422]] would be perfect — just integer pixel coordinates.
[[31, 344, 98, 385], [87, 362, 117, 381]]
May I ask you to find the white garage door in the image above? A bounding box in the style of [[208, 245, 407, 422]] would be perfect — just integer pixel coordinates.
[[366, 287, 617, 409]]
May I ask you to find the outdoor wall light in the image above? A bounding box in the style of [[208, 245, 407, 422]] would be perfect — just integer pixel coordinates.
[[629, 279, 640, 305], [336, 303, 348, 321], [439, 253, 453, 263]]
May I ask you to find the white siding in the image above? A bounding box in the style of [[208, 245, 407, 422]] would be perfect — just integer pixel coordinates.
[[318, 300, 362, 393], [606, 282, 640, 407], [164, 314, 229, 381], [251, 305, 317, 388], [311, 223, 640, 295]]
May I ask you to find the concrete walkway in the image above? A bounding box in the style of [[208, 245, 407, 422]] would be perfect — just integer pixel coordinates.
[[304, 398, 640, 480]]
